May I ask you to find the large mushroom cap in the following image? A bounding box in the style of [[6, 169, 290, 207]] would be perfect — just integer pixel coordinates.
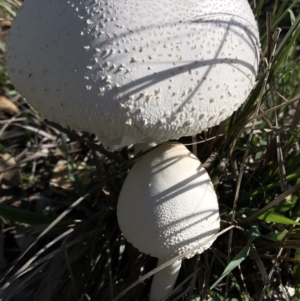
[[6, 0, 259, 149], [117, 143, 220, 259]]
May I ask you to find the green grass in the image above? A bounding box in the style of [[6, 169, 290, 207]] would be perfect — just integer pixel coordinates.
[[0, 0, 300, 300]]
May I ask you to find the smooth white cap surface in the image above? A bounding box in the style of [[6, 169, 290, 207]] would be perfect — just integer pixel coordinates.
[[117, 143, 220, 259], [6, 0, 259, 149]]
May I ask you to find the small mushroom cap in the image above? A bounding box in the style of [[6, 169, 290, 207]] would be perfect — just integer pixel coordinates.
[[117, 143, 220, 259], [6, 0, 259, 149]]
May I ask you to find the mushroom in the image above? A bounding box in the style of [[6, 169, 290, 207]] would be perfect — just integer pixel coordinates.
[[5, 0, 260, 149], [6, 0, 259, 299], [117, 142, 220, 301]]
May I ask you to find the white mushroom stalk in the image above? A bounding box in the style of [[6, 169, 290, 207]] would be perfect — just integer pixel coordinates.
[[150, 259, 182, 301], [117, 143, 220, 301]]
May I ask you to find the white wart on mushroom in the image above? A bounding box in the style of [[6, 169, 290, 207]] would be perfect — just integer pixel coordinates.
[[6, 0, 260, 149]]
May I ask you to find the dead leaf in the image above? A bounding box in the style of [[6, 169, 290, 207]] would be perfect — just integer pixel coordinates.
[[0, 96, 20, 119], [0, 20, 12, 29], [0, 153, 22, 187], [50, 161, 91, 194]]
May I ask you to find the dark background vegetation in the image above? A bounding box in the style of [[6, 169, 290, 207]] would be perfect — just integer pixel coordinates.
[[0, 0, 300, 300]]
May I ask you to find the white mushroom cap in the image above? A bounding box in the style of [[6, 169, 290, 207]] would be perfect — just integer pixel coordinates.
[[117, 143, 220, 259], [6, 0, 259, 149]]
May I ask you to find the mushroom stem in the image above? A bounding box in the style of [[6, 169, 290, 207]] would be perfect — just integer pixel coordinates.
[[134, 142, 157, 156], [149, 258, 182, 301]]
